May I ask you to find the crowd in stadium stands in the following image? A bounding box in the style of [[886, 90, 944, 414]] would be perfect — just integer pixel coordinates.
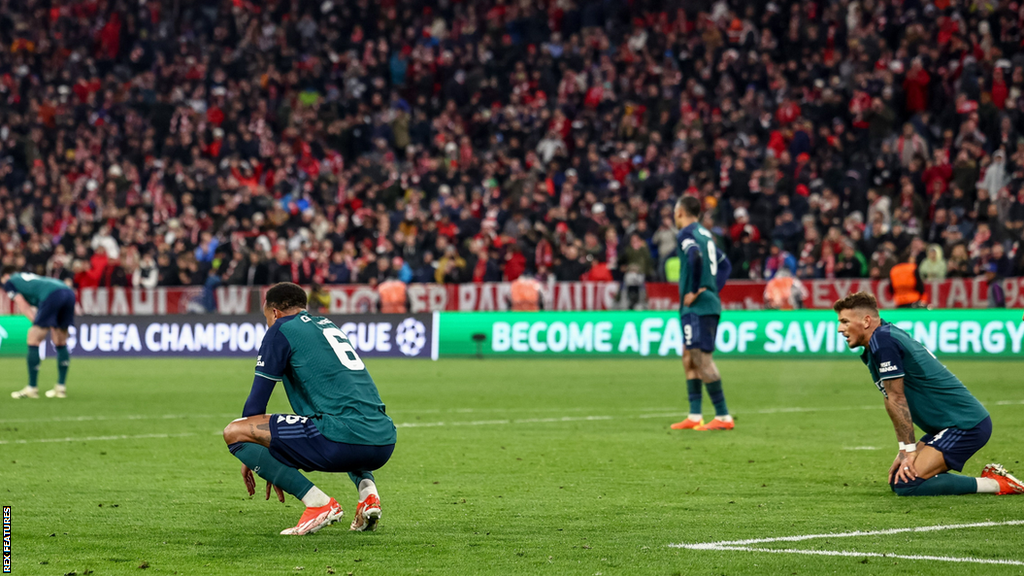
[[2, 0, 1024, 294]]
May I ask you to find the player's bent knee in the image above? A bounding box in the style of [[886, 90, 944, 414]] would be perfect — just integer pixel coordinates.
[[223, 421, 248, 445], [890, 477, 926, 496]]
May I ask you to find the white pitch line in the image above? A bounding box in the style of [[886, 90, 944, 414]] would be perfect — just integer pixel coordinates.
[[843, 446, 881, 450], [0, 432, 196, 445], [0, 413, 236, 424], [700, 545, 1024, 566], [673, 520, 1024, 566], [391, 406, 621, 415], [396, 415, 616, 428], [750, 405, 877, 415], [673, 520, 1024, 548], [516, 415, 614, 424]]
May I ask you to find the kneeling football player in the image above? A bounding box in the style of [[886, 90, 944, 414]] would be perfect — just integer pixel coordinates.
[[835, 292, 1022, 496], [223, 283, 397, 534]]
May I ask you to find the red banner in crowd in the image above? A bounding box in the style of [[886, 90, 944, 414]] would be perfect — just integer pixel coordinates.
[[648, 278, 1024, 310], [645, 282, 767, 310], [0, 286, 255, 316], [0, 278, 1018, 316], [262, 282, 623, 313]]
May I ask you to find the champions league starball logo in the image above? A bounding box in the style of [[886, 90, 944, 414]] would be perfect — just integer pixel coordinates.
[[395, 318, 427, 356]]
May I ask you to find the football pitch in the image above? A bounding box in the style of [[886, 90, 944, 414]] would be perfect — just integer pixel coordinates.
[[2, 357, 1023, 575]]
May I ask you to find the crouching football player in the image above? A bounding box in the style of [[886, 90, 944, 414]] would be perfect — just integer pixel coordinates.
[[2, 266, 76, 399], [835, 292, 1023, 496], [223, 283, 397, 534]]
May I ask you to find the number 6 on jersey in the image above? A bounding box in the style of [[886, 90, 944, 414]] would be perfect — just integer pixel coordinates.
[[323, 328, 365, 371]]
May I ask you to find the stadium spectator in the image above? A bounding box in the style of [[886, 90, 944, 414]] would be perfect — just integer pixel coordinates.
[[919, 245, 948, 282]]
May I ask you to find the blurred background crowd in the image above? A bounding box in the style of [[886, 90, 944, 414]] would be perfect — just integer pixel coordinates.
[[2, 0, 1024, 292]]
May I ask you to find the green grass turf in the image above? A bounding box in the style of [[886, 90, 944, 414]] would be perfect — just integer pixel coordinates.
[[1, 357, 1023, 575]]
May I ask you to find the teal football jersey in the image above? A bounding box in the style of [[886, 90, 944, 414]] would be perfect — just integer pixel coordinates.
[[676, 223, 722, 316], [861, 321, 989, 434], [4, 272, 72, 306], [255, 312, 397, 446]]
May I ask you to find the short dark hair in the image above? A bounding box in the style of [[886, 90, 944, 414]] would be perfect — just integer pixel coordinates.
[[676, 196, 702, 218], [0, 265, 17, 278], [264, 282, 308, 311], [833, 291, 879, 314]]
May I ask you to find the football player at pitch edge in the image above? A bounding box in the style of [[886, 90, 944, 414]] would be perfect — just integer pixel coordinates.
[[2, 265, 76, 399], [223, 282, 397, 534], [834, 292, 1023, 496]]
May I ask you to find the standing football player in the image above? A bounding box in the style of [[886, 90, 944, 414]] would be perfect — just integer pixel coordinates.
[[223, 282, 398, 535], [2, 266, 76, 399], [835, 292, 1023, 496], [670, 197, 733, 431]]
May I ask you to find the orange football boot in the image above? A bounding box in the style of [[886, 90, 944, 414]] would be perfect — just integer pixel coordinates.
[[279, 497, 344, 535], [350, 493, 382, 531], [695, 418, 734, 431], [670, 418, 704, 430], [981, 464, 1024, 495]]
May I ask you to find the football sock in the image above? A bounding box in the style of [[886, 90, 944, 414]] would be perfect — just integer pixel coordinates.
[[27, 346, 40, 388], [686, 379, 702, 415], [892, 472, 977, 496], [704, 379, 729, 417], [228, 442, 314, 500], [976, 477, 1000, 494], [56, 346, 70, 385], [348, 470, 375, 488], [300, 486, 331, 508], [358, 479, 378, 501]]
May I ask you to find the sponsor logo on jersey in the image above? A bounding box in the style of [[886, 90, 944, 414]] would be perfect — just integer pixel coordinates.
[[680, 239, 697, 251], [256, 355, 264, 368], [873, 380, 888, 398], [879, 361, 898, 373]]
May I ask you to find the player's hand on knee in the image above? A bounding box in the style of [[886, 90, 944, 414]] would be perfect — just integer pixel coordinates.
[[266, 481, 285, 503], [895, 453, 918, 484], [241, 464, 256, 497], [887, 456, 902, 484]]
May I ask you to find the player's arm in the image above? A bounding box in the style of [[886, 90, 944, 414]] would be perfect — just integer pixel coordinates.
[[682, 241, 704, 307], [871, 333, 918, 482], [242, 375, 277, 417], [882, 377, 914, 446], [715, 251, 732, 292], [11, 294, 33, 322], [238, 329, 292, 500], [882, 377, 920, 483], [4, 282, 32, 322], [244, 330, 292, 416]]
